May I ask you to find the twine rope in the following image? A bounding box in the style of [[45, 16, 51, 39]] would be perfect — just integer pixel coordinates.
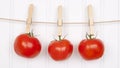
[[0, 18, 120, 24]]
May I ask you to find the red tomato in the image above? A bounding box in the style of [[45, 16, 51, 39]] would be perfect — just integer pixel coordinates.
[[14, 33, 41, 58], [48, 39, 73, 61], [78, 39, 104, 60]]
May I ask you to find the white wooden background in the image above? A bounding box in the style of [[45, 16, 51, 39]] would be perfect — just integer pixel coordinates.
[[0, 0, 119, 68]]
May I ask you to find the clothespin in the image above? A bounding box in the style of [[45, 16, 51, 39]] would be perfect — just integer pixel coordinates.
[[57, 5, 63, 37], [88, 5, 94, 35], [26, 4, 34, 33]]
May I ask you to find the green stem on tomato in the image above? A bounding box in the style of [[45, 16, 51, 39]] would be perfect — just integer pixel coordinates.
[[28, 32, 34, 37], [58, 35, 62, 41], [86, 33, 95, 39], [89, 34, 93, 39]]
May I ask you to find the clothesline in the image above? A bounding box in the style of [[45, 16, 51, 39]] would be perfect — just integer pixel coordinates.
[[0, 18, 120, 24]]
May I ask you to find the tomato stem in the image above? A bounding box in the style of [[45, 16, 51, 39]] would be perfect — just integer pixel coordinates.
[[28, 32, 34, 37], [58, 35, 62, 41], [86, 33, 95, 39], [89, 34, 93, 39]]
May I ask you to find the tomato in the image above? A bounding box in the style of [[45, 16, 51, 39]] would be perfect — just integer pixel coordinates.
[[14, 33, 41, 58], [78, 35, 104, 60], [48, 38, 73, 61]]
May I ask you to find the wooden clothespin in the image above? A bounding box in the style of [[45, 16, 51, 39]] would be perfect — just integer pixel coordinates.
[[26, 4, 34, 33], [57, 5, 63, 37], [88, 5, 94, 35]]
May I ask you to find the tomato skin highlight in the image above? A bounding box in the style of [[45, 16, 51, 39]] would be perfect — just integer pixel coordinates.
[[48, 39, 73, 61], [78, 39, 104, 60], [14, 34, 41, 58]]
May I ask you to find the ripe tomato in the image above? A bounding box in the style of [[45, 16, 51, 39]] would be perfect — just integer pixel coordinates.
[[14, 33, 41, 58], [48, 38, 73, 61], [78, 35, 104, 60]]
